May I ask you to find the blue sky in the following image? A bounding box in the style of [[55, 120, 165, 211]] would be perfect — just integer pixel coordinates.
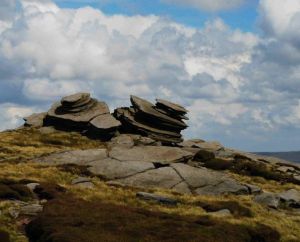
[[1, 0, 300, 152], [54, 0, 259, 31]]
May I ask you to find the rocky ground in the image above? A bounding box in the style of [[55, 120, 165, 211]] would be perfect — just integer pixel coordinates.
[[1, 93, 300, 242]]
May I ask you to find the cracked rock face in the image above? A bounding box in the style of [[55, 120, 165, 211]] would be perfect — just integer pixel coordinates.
[[32, 145, 254, 196], [87, 158, 155, 180]]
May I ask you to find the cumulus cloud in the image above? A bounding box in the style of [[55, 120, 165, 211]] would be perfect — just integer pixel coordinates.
[[162, 0, 245, 12], [1, 0, 300, 151], [0, 103, 37, 130]]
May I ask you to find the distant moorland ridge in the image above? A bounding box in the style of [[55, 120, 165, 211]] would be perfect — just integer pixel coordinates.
[[256, 151, 300, 163]]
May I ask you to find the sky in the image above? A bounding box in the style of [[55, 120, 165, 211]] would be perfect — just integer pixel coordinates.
[[0, 0, 300, 152]]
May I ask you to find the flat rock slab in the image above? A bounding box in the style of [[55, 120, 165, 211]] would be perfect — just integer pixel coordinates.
[[130, 95, 187, 128], [115, 167, 182, 189], [61, 93, 90, 105], [33, 149, 107, 166], [47, 101, 109, 123], [109, 146, 193, 165], [87, 158, 154, 180], [90, 114, 121, 130], [156, 99, 188, 114], [195, 179, 249, 196], [179, 140, 224, 152], [171, 163, 249, 195]]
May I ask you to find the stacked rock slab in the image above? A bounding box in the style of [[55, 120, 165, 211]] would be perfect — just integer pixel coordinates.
[[44, 93, 121, 139], [114, 95, 188, 144]]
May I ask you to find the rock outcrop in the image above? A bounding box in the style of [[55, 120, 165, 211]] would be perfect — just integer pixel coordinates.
[[43, 93, 121, 139], [114, 95, 188, 144], [32, 141, 256, 196], [23, 92, 300, 198]]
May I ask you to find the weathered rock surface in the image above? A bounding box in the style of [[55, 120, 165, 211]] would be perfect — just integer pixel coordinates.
[[171, 163, 249, 195], [71, 177, 91, 185], [114, 95, 188, 144], [208, 209, 232, 217], [108, 134, 157, 148], [32, 149, 107, 166], [24, 113, 47, 128], [44, 92, 120, 139], [87, 158, 154, 180], [279, 189, 300, 208], [109, 146, 193, 165], [115, 167, 182, 190], [254, 193, 281, 209], [88, 114, 121, 139], [20, 204, 43, 216]]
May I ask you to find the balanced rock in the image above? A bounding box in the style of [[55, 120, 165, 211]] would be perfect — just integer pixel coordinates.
[[114, 95, 188, 144], [44, 92, 120, 139]]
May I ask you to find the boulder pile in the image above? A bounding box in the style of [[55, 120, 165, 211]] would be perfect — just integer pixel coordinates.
[[43, 93, 121, 139], [114, 95, 188, 144]]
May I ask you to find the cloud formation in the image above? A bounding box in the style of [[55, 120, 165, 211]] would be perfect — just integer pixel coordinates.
[[163, 0, 245, 12], [1, 0, 300, 151]]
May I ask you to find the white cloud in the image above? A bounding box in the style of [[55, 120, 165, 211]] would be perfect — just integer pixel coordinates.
[[163, 0, 245, 12], [259, 0, 300, 37], [0, 103, 37, 130], [1, 0, 300, 151]]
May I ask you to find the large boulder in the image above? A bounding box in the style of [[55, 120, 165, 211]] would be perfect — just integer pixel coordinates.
[[43, 92, 120, 139], [114, 95, 188, 144]]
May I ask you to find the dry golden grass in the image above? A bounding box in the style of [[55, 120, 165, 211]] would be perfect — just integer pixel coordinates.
[[0, 127, 104, 163], [0, 128, 299, 241]]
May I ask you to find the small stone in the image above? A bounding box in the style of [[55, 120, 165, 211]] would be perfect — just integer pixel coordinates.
[[136, 192, 178, 206], [105, 181, 126, 188], [73, 182, 94, 189], [8, 207, 19, 219], [109, 134, 135, 148], [38, 126, 56, 134], [254, 192, 280, 209], [208, 209, 232, 217], [276, 166, 295, 173], [20, 204, 43, 216], [26, 183, 40, 192], [279, 189, 300, 207], [24, 112, 46, 128], [293, 174, 300, 182], [71, 177, 91, 185], [245, 184, 262, 195]]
